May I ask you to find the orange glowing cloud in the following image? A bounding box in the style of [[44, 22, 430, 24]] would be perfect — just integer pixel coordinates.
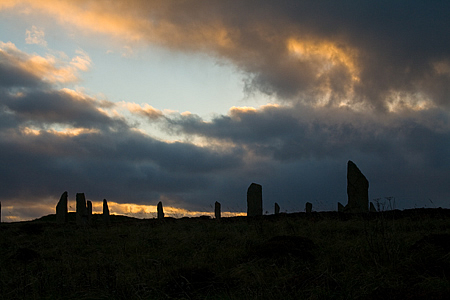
[[125, 103, 163, 120], [2, 0, 236, 52], [0, 41, 90, 84]]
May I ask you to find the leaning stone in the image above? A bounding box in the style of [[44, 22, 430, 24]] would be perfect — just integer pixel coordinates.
[[338, 202, 345, 212], [87, 200, 93, 224], [274, 203, 280, 215], [215, 201, 221, 219], [305, 202, 312, 213], [370, 202, 377, 212], [76, 193, 87, 225], [56, 191, 68, 224], [157, 201, 164, 219], [347, 160, 369, 212], [103, 199, 110, 224], [247, 183, 263, 217]]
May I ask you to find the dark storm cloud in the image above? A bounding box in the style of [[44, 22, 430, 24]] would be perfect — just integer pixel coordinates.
[[167, 104, 449, 163], [0, 89, 127, 130], [164, 103, 450, 209], [111, 0, 450, 110], [0, 116, 244, 206]]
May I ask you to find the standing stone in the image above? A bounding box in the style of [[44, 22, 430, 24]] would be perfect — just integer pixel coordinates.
[[305, 202, 312, 213], [347, 160, 369, 213], [56, 191, 68, 224], [215, 201, 221, 219], [157, 201, 164, 219], [103, 199, 110, 224], [76, 193, 87, 225], [247, 183, 262, 217], [370, 202, 377, 213], [87, 200, 93, 224], [0, 201, 1, 223], [274, 203, 280, 215], [338, 202, 345, 212]]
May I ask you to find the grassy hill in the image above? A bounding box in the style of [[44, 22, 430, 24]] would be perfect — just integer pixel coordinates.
[[2, 209, 450, 299]]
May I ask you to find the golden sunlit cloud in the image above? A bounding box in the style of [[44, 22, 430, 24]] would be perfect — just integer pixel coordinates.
[[287, 38, 360, 82], [0, 41, 90, 84], [125, 102, 163, 120], [20, 126, 99, 138]]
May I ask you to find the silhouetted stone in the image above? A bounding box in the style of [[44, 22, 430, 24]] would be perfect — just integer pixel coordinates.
[[275, 203, 280, 214], [346, 160, 369, 212], [370, 202, 377, 212], [0, 201, 1, 223], [56, 191, 68, 224], [157, 201, 164, 219], [305, 202, 312, 213], [247, 183, 262, 217], [87, 200, 93, 224], [338, 202, 344, 212], [215, 201, 221, 219], [103, 199, 110, 224], [76, 193, 87, 225]]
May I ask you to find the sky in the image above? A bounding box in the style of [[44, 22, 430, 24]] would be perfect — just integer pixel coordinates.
[[0, 0, 449, 221]]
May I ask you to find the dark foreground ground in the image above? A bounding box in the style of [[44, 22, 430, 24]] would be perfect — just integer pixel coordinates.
[[2, 209, 450, 299]]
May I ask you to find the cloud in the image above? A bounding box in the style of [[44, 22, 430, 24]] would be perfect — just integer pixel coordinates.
[[4, 0, 449, 113], [0, 41, 246, 217], [125, 102, 163, 120], [1, 2, 450, 220], [0, 41, 91, 85], [25, 25, 47, 46]]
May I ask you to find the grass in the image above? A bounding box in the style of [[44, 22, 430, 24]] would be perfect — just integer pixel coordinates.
[[1, 209, 450, 299]]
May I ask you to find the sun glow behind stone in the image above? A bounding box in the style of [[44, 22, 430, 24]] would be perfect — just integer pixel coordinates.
[[1, 200, 246, 222]]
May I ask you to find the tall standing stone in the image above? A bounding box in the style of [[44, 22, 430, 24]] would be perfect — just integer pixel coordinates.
[[87, 200, 93, 225], [347, 160, 369, 213], [274, 203, 280, 214], [56, 191, 68, 224], [76, 193, 87, 225], [103, 199, 110, 224], [305, 202, 312, 213], [247, 183, 262, 217], [215, 201, 221, 219], [157, 201, 164, 219]]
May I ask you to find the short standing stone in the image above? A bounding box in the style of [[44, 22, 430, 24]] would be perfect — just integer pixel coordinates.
[[215, 201, 221, 219], [247, 183, 262, 217], [305, 202, 312, 213], [87, 200, 93, 224], [274, 203, 280, 215], [103, 199, 110, 224], [157, 201, 164, 219], [347, 160, 369, 213], [338, 202, 345, 212], [56, 191, 68, 224], [370, 202, 377, 212], [76, 193, 87, 225]]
